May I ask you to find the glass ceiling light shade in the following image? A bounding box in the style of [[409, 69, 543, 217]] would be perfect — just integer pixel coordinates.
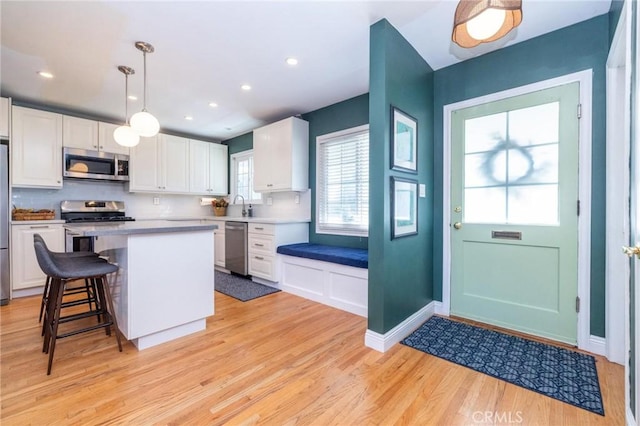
[[130, 41, 160, 137], [113, 65, 140, 147], [452, 0, 522, 48]]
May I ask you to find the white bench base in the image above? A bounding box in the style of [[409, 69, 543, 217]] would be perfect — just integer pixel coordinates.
[[278, 254, 368, 317]]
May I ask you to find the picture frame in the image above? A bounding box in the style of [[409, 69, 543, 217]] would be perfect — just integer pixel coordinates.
[[391, 176, 418, 239], [391, 106, 417, 173]]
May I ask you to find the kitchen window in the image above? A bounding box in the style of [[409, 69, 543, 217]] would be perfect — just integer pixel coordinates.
[[316, 124, 369, 236], [230, 150, 261, 203]]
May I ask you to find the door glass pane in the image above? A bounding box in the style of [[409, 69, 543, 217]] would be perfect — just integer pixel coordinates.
[[463, 101, 559, 225]]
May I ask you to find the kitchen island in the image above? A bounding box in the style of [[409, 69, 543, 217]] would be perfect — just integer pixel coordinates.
[[64, 220, 216, 350]]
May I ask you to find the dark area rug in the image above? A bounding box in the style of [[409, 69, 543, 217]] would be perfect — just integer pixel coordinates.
[[215, 271, 280, 302], [401, 316, 604, 415]]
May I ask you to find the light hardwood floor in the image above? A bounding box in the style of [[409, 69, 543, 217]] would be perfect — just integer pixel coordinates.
[[0, 289, 625, 425]]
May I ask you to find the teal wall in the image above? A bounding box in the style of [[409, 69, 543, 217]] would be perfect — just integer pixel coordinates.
[[302, 94, 369, 249], [368, 19, 434, 334], [432, 15, 610, 337], [224, 132, 253, 155]]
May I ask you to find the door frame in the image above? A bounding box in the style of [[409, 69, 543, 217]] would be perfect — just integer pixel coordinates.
[[441, 69, 595, 354], [606, 0, 631, 367]]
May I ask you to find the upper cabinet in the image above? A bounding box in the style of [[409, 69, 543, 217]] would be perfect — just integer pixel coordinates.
[[0, 97, 10, 139], [11, 106, 63, 188], [129, 134, 190, 194], [189, 140, 228, 195], [62, 116, 129, 155], [253, 116, 309, 192]]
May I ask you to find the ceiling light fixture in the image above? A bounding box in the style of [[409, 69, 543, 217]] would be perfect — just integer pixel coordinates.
[[113, 65, 140, 147], [452, 0, 522, 48], [185, 116, 193, 121], [38, 71, 54, 79], [130, 41, 160, 137], [286, 57, 298, 66], [209, 102, 218, 108], [241, 84, 251, 91], [128, 95, 138, 101]]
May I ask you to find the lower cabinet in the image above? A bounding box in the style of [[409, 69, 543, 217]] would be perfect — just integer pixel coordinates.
[[248, 222, 308, 282], [11, 223, 64, 290], [212, 220, 225, 268]]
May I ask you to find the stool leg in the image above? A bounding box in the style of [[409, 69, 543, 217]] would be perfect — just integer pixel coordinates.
[[39, 275, 51, 323], [46, 278, 67, 375], [100, 274, 122, 352], [94, 278, 111, 337], [42, 278, 61, 353]]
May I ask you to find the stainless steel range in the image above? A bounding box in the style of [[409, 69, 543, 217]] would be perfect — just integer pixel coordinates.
[[62, 200, 135, 252]]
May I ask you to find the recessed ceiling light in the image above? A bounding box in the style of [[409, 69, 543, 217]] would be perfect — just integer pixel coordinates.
[[241, 84, 251, 91], [128, 95, 138, 101], [286, 57, 298, 66], [185, 116, 193, 121], [38, 71, 54, 79], [209, 102, 218, 108]]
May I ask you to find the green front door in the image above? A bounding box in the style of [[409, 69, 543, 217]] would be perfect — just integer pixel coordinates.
[[450, 82, 580, 344]]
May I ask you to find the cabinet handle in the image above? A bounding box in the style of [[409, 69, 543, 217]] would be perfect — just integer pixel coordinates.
[[254, 227, 263, 230], [267, 184, 273, 187], [254, 243, 264, 247], [29, 225, 50, 229], [254, 256, 264, 260]]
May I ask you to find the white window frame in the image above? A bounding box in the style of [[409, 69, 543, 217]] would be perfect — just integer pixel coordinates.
[[230, 150, 262, 204], [315, 124, 369, 237]]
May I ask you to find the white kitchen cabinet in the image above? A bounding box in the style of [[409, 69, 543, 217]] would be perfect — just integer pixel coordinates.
[[129, 134, 189, 194], [11, 223, 64, 290], [0, 97, 10, 139], [248, 222, 308, 282], [189, 140, 228, 195], [62, 116, 98, 150], [97, 122, 131, 155], [253, 116, 309, 192], [63, 117, 130, 155], [11, 106, 63, 188], [212, 220, 225, 268]]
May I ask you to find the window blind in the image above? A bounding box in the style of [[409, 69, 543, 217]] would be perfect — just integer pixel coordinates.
[[317, 127, 369, 235]]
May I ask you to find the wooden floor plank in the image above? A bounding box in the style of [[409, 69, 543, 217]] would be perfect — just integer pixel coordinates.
[[0, 290, 626, 425]]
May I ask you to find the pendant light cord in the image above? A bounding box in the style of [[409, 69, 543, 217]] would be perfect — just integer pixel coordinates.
[[124, 72, 129, 125], [143, 51, 148, 112]]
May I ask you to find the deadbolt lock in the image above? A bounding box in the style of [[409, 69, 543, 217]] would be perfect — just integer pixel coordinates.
[[454, 206, 462, 213]]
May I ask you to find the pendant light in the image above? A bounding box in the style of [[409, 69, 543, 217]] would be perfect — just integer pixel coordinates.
[[452, 0, 522, 48], [113, 66, 140, 147], [130, 41, 160, 137]]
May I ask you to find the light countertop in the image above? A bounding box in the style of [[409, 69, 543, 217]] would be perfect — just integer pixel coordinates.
[[12, 220, 66, 225], [137, 216, 311, 224], [64, 219, 218, 237]]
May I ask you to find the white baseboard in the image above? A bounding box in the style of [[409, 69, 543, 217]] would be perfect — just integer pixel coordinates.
[[364, 301, 436, 352], [12, 286, 43, 299], [627, 406, 637, 426], [434, 300, 448, 315], [585, 335, 606, 357]]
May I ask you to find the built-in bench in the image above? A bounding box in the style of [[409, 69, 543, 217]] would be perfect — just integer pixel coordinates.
[[276, 243, 368, 317]]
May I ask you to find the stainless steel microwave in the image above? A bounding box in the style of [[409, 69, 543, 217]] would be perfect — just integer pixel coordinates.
[[63, 147, 129, 182]]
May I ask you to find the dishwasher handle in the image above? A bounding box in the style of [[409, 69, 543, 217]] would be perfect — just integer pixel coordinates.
[[225, 222, 247, 231]]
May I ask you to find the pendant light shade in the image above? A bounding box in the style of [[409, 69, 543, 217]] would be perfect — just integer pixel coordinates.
[[130, 41, 160, 137], [452, 0, 522, 48], [113, 65, 140, 147]]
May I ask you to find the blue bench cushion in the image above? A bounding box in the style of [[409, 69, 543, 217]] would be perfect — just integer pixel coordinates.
[[277, 243, 368, 269]]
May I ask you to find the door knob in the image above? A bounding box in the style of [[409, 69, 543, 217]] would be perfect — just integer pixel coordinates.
[[623, 244, 640, 259], [453, 222, 462, 230]]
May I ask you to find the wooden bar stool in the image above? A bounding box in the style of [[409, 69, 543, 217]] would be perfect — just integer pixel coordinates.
[[33, 235, 123, 375], [34, 234, 101, 325]]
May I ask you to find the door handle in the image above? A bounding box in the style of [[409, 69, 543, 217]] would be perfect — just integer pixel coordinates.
[[453, 222, 462, 230], [622, 244, 640, 259]]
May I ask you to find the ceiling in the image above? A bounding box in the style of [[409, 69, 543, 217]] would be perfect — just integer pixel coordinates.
[[0, 1, 611, 141]]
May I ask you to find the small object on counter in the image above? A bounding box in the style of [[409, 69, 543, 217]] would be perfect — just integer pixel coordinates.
[[247, 204, 253, 217], [212, 198, 229, 217], [12, 208, 55, 221]]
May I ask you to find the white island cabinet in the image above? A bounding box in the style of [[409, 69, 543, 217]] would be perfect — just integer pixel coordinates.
[[65, 220, 216, 350]]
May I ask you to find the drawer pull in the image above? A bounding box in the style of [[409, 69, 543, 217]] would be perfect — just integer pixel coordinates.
[[254, 256, 264, 260], [254, 243, 264, 247], [29, 225, 50, 229], [254, 227, 264, 230]]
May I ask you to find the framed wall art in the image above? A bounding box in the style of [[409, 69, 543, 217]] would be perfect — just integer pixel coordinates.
[[391, 107, 417, 173], [391, 176, 418, 239]]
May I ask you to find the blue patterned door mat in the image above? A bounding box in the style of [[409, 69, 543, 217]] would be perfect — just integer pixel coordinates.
[[401, 316, 604, 415]]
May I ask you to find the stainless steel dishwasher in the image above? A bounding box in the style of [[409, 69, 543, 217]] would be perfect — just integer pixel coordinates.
[[225, 221, 248, 276]]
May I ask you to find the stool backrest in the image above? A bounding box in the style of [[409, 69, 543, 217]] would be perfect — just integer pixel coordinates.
[[33, 234, 64, 278]]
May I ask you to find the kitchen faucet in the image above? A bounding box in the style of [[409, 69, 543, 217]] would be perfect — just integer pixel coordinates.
[[233, 194, 247, 217]]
